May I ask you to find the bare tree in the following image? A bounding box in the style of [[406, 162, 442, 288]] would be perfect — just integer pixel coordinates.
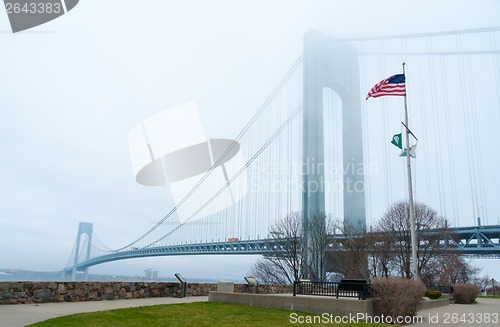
[[248, 258, 290, 284], [304, 213, 331, 282], [249, 212, 335, 284], [375, 201, 450, 279], [367, 230, 395, 278], [248, 212, 304, 284], [421, 254, 480, 286], [473, 274, 491, 294], [328, 219, 370, 280]]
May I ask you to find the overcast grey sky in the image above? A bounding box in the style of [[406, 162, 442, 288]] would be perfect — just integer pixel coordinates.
[[1, 0, 499, 281]]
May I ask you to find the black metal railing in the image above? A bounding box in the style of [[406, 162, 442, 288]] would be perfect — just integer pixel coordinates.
[[293, 279, 370, 300], [427, 285, 453, 294]]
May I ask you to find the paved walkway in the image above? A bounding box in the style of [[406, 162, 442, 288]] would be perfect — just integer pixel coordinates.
[[0, 296, 208, 327], [408, 298, 500, 326], [2, 296, 499, 326]]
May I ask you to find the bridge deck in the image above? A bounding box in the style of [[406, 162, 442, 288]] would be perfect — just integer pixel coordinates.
[[64, 225, 500, 274]]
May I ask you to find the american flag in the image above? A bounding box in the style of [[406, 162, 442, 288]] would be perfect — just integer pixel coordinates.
[[366, 74, 406, 100]]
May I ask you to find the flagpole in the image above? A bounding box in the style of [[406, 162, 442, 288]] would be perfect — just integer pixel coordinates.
[[403, 62, 419, 280]]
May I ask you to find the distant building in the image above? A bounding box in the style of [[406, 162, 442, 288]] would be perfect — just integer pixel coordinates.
[[152, 270, 158, 279], [144, 269, 152, 279]]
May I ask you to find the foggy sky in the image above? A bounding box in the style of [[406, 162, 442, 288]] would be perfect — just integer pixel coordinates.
[[1, 0, 499, 281]]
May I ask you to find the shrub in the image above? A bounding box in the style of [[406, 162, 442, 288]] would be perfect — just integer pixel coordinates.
[[425, 290, 442, 299], [371, 278, 426, 323], [453, 284, 479, 304]]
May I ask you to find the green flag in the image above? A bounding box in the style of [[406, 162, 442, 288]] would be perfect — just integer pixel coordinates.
[[391, 133, 402, 149], [400, 144, 417, 158]]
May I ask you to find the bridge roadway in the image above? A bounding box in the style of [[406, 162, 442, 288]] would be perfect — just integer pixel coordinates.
[[64, 224, 500, 274]]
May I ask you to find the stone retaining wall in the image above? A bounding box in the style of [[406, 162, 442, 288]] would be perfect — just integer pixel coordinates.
[[0, 282, 292, 305]]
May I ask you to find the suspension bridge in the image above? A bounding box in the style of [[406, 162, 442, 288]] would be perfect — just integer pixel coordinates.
[[63, 27, 500, 280]]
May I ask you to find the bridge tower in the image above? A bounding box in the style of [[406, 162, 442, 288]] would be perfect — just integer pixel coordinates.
[[71, 222, 93, 281], [302, 30, 366, 279]]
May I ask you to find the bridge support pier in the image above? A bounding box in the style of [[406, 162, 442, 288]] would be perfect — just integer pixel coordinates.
[[71, 222, 93, 281], [302, 31, 366, 281]]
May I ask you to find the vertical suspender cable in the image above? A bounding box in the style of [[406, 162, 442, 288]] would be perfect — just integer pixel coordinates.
[[426, 37, 446, 218], [490, 31, 500, 118], [457, 35, 478, 224], [466, 54, 489, 225], [415, 55, 432, 203], [359, 41, 372, 227], [439, 56, 460, 227], [378, 40, 392, 207]]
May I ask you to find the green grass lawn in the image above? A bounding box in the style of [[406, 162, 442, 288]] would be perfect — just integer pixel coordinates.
[[28, 302, 385, 327], [477, 295, 499, 298]]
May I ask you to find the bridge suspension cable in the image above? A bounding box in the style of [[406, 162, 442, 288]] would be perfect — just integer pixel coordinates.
[[342, 26, 500, 42], [71, 26, 500, 268], [142, 104, 304, 247], [94, 55, 304, 252]]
